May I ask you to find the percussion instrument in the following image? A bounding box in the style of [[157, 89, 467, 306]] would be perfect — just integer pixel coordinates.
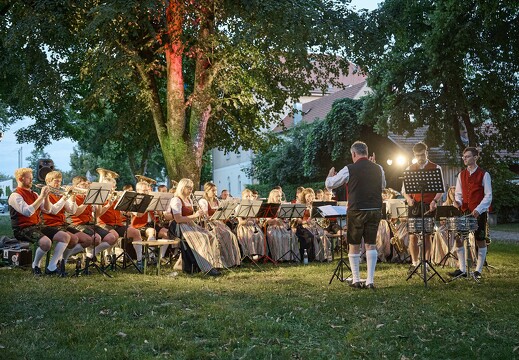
[[407, 217, 434, 234], [446, 217, 478, 232]]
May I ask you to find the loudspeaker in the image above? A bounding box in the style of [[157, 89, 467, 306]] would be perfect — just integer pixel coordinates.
[[37, 159, 55, 182]]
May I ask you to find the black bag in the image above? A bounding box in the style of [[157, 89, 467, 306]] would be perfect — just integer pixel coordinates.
[[181, 240, 200, 274]]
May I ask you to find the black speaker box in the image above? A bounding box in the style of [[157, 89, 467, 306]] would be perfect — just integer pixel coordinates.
[[37, 159, 55, 182]]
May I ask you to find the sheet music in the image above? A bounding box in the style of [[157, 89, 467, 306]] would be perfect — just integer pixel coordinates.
[[318, 205, 347, 217]]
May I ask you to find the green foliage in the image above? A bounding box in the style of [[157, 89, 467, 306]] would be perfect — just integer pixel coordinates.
[[479, 155, 519, 222], [357, 0, 519, 155], [304, 98, 363, 178], [1, 0, 360, 183]]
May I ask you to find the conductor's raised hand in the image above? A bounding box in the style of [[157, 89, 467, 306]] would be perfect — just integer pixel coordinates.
[[369, 152, 376, 163], [327, 167, 337, 177]]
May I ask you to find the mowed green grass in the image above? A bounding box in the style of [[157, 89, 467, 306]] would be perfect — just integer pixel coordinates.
[[1, 240, 519, 359]]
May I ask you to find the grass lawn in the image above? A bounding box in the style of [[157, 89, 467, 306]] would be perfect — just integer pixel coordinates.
[[1, 216, 519, 359], [493, 222, 519, 232]]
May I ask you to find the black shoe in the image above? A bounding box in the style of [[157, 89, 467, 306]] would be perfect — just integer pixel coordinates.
[[365, 283, 375, 290], [448, 269, 467, 278], [349, 282, 364, 289], [208, 269, 221, 277], [45, 267, 60, 276], [473, 271, 482, 280], [32, 266, 42, 276]]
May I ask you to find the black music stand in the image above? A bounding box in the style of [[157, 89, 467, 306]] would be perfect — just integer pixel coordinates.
[[320, 205, 350, 284], [275, 203, 306, 262], [403, 169, 446, 286], [435, 206, 461, 268], [256, 202, 280, 265], [82, 182, 113, 277], [112, 191, 152, 272], [235, 199, 263, 263], [145, 192, 174, 265]]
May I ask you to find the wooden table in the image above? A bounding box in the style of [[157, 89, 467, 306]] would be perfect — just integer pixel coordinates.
[[132, 239, 180, 275]]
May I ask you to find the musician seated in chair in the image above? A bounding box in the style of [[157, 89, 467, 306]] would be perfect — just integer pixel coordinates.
[[70, 176, 117, 264], [130, 180, 169, 266], [402, 142, 444, 269], [8, 168, 71, 276], [42, 171, 93, 273]]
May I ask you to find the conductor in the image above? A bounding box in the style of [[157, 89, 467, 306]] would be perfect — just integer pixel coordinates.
[[325, 141, 386, 289]]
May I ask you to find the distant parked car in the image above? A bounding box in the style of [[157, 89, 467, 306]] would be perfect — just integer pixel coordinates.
[[0, 203, 7, 213]]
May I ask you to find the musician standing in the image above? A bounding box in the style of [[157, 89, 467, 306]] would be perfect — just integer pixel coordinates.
[[449, 147, 492, 279], [8, 168, 70, 275], [402, 142, 444, 268], [326, 141, 386, 289]]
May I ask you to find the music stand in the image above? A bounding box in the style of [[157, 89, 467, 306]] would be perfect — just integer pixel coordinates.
[[255, 202, 281, 264], [435, 206, 460, 267], [275, 203, 306, 262], [145, 192, 174, 266], [403, 169, 446, 286], [82, 182, 113, 277], [112, 191, 153, 272], [319, 205, 351, 284], [235, 199, 263, 263]]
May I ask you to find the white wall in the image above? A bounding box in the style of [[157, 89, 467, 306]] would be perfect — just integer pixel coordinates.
[[0, 179, 14, 199], [212, 153, 253, 198]]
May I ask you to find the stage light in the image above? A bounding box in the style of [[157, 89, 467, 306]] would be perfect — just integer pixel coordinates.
[[386, 159, 393, 166], [396, 155, 406, 166]]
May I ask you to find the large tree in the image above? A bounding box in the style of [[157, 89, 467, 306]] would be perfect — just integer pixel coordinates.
[[1, 0, 359, 185], [356, 0, 519, 156]]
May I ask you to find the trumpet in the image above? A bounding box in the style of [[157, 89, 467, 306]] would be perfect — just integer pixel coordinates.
[[34, 184, 87, 196]]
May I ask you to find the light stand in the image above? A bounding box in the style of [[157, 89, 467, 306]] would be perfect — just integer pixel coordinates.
[[277, 204, 307, 262], [82, 182, 113, 278], [403, 168, 446, 287]]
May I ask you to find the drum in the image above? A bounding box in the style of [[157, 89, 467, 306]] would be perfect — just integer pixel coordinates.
[[446, 217, 478, 232], [407, 217, 435, 234]]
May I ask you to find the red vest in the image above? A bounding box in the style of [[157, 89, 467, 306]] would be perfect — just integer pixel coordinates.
[[99, 202, 124, 226], [11, 187, 40, 228], [42, 193, 66, 227], [408, 161, 438, 204], [460, 167, 486, 212], [70, 195, 92, 225], [131, 211, 153, 229]]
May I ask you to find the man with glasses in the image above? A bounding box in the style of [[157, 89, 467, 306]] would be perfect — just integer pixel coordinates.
[[402, 142, 444, 270], [449, 147, 492, 280]]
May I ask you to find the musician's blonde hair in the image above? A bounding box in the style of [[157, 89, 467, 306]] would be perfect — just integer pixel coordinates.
[[45, 171, 62, 184], [298, 188, 315, 204], [72, 176, 88, 186], [241, 188, 253, 199], [175, 178, 194, 197], [14, 168, 33, 180], [203, 182, 217, 201], [268, 189, 282, 203]]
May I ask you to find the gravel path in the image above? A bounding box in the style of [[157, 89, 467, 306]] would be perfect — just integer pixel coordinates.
[[490, 230, 519, 243]]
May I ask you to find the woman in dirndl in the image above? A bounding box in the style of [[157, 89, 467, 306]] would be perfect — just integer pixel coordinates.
[[170, 178, 222, 275], [265, 188, 299, 261], [236, 188, 265, 260], [198, 182, 241, 267]]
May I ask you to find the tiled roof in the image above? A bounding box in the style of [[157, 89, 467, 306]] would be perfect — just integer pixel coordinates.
[[274, 81, 368, 132]]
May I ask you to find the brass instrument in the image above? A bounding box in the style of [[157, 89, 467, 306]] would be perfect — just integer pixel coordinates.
[[388, 219, 407, 254], [96, 167, 119, 183], [135, 174, 157, 185], [34, 184, 88, 196]]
